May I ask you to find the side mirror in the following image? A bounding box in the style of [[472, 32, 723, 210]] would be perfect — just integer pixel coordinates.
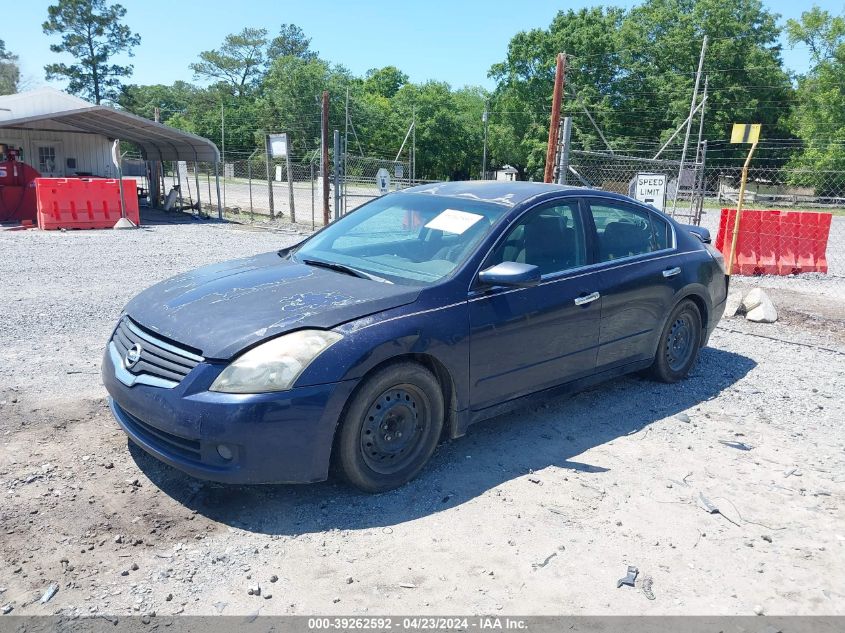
[[477, 262, 541, 288]]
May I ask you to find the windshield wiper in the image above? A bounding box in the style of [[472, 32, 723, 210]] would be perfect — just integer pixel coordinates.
[[301, 258, 393, 284]]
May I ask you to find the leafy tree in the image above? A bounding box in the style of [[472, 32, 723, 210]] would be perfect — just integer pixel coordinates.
[[785, 7, 845, 194], [489, 7, 624, 179], [258, 56, 353, 156], [117, 81, 197, 122], [266, 24, 317, 63], [191, 28, 268, 98], [392, 81, 487, 180], [618, 0, 793, 164], [42, 0, 140, 104], [364, 66, 409, 99], [0, 39, 20, 95], [488, 0, 793, 178], [786, 6, 845, 63]]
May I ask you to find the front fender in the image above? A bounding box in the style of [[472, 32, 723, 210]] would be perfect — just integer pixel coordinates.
[[295, 298, 471, 412]]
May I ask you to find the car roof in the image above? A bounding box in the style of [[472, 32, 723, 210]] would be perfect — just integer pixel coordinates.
[[402, 180, 641, 208]]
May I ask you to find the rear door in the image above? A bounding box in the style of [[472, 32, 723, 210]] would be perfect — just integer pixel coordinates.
[[584, 197, 687, 369], [468, 198, 601, 410]]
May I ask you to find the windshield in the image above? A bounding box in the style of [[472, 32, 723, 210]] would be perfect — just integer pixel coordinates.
[[292, 193, 509, 285]]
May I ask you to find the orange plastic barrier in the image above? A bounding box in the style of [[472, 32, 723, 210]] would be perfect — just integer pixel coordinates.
[[35, 178, 140, 230], [716, 208, 832, 275]]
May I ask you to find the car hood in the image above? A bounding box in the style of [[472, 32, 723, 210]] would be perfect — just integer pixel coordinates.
[[124, 252, 421, 359]]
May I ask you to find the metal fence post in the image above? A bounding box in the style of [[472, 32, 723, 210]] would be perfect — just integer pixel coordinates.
[[286, 146, 296, 224], [265, 134, 275, 219], [333, 129, 341, 220], [310, 162, 315, 230], [214, 161, 222, 219], [556, 116, 572, 185]]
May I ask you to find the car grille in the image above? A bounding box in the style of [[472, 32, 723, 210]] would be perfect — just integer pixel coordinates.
[[111, 317, 203, 385], [117, 403, 202, 462]]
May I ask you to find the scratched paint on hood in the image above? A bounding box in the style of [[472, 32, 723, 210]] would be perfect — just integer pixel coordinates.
[[124, 251, 421, 359]]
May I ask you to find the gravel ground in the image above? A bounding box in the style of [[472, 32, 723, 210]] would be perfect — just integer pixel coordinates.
[[1, 216, 844, 618]]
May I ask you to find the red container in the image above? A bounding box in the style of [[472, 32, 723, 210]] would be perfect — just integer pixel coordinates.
[[810, 212, 832, 273], [757, 210, 781, 275], [778, 211, 801, 275], [35, 178, 139, 230]]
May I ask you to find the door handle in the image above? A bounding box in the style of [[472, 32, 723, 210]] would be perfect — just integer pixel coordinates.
[[662, 267, 682, 278], [574, 291, 601, 306]]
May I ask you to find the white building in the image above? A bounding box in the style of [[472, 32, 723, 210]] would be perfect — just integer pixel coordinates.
[[0, 89, 115, 177], [494, 165, 519, 182], [0, 87, 220, 212]]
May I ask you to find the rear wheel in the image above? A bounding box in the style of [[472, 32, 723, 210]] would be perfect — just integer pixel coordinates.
[[649, 299, 702, 383], [335, 362, 444, 493]]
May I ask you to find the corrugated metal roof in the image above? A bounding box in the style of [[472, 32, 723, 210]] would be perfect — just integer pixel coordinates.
[[0, 88, 91, 119], [0, 90, 219, 162]]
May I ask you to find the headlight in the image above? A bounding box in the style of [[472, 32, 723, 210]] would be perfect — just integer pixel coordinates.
[[209, 330, 342, 394]]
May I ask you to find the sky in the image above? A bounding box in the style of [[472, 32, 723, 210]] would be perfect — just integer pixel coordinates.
[[4, 0, 840, 93]]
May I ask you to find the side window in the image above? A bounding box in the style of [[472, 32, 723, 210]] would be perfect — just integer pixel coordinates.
[[589, 201, 661, 262], [489, 202, 586, 276], [651, 213, 671, 250]]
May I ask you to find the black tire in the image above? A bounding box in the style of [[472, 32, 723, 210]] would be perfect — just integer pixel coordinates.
[[649, 299, 703, 383], [335, 362, 444, 493]]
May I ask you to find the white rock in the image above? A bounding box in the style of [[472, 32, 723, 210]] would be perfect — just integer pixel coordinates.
[[724, 290, 744, 318], [745, 295, 777, 323], [741, 288, 767, 311]]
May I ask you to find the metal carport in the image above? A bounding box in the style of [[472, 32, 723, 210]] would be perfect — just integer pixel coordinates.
[[0, 105, 222, 217]]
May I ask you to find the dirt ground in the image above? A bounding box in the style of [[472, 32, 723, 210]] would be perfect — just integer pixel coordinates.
[[1, 217, 843, 618]]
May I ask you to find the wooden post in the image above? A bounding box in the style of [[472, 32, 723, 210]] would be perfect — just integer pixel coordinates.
[[727, 141, 758, 276], [544, 53, 567, 183]]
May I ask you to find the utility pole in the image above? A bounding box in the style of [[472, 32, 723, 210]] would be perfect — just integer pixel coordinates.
[[673, 36, 708, 215], [544, 53, 567, 183], [321, 91, 330, 225], [482, 103, 489, 179]]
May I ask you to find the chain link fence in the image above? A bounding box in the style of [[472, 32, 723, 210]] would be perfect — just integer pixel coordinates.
[[567, 151, 844, 278], [566, 149, 707, 225], [151, 146, 842, 279]]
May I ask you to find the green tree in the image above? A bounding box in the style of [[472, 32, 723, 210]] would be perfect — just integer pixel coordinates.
[[0, 39, 20, 95], [117, 81, 197, 122], [42, 0, 140, 104], [364, 66, 409, 99], [258, 56, 353, 156], [488, 7, 624, 179], [785, 7, 845, 194], [392, 81, 487, 180], [618, 0, 793, 162], [191, 28, 268, 98], [488, 0, 793, 177], [266, 24, 317, 63]]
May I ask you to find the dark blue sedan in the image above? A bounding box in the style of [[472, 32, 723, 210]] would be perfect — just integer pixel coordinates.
[[102, 182, 728, 492]]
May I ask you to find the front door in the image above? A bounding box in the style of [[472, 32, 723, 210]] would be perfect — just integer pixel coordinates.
[[35, 143, 63, 177], [469, 199, 602, 411]]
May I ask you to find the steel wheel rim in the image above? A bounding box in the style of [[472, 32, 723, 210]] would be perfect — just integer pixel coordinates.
[[666, 313, 695, 371], [360, 384, 430, 475]]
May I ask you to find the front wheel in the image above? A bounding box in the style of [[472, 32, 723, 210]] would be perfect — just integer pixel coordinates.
[[335, 362, 444, 493], [649, 299, 702, 383]]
